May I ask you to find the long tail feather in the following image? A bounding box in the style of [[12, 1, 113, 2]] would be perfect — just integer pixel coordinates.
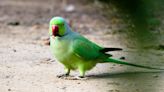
[[105, 58, 164, 70]]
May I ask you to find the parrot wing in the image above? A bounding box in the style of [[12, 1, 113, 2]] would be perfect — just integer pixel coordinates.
[[72, 36, 111, 60]]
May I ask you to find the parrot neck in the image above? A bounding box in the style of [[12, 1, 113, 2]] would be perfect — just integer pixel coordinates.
[[64, 22, 73, 35]]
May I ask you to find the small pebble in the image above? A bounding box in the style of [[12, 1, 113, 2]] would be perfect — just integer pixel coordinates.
[[8, 21, 20, 26], [8, 89, 11, 91], [13, 49, 17, 52], [120, 56, 125, 60], [50, 59, 55, 62], [39, 58, 52, 64], [43, 40, 50, 45], [40, 37, 50, 46], [6, 76, 10, 78], [44, 58, 51, 61]]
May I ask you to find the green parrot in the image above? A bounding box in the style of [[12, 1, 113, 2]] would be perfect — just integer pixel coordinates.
[[49, 17, 163, 78]]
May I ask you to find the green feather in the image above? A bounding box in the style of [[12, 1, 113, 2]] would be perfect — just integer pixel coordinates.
[[104, 58, 164, 70], [72, 36, 109, 60]]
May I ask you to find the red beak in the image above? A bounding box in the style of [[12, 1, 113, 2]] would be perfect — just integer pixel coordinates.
[[52, 25, 59, 36]]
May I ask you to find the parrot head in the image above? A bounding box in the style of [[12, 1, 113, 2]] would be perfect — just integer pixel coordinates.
[[49, 17, 69, 37]]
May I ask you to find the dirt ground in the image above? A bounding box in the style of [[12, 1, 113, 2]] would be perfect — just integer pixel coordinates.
[[0, 0, 164, 92]]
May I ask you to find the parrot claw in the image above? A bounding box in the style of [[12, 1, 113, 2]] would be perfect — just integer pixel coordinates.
[[63, 76, 87, 80], [57, 75, 87, 80], [72, 76, 87, 80], [56, 74, 69, 78]]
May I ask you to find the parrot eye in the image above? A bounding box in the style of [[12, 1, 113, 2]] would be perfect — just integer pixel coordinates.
[[60, 23, 64, 26], [52, 25, 59, 36]]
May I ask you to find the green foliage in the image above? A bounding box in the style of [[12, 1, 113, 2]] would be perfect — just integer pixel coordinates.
[[98, 0, 163, 48]]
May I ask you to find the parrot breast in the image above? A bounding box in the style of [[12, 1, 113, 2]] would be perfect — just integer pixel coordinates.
[[50, 36, 97, 71]]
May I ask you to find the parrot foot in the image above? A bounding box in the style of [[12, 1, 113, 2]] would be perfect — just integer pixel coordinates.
[[71, 76, 87, 80], [57, 76, 87, 80], [63, 76, 87, 80], [56, 74, 69, 78], [56, 74, 87, 80]]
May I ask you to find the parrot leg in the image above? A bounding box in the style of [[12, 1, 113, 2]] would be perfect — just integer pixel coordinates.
[[70, 69, 87, 80], [73, 70, 87, 80], [57, 67, 87, 80], [64, 68, 70, 76], [64, 66, 87, 80], [79, 70, 85, 78], [77, 67, 86, 79], [56, 68, 70, 78]]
